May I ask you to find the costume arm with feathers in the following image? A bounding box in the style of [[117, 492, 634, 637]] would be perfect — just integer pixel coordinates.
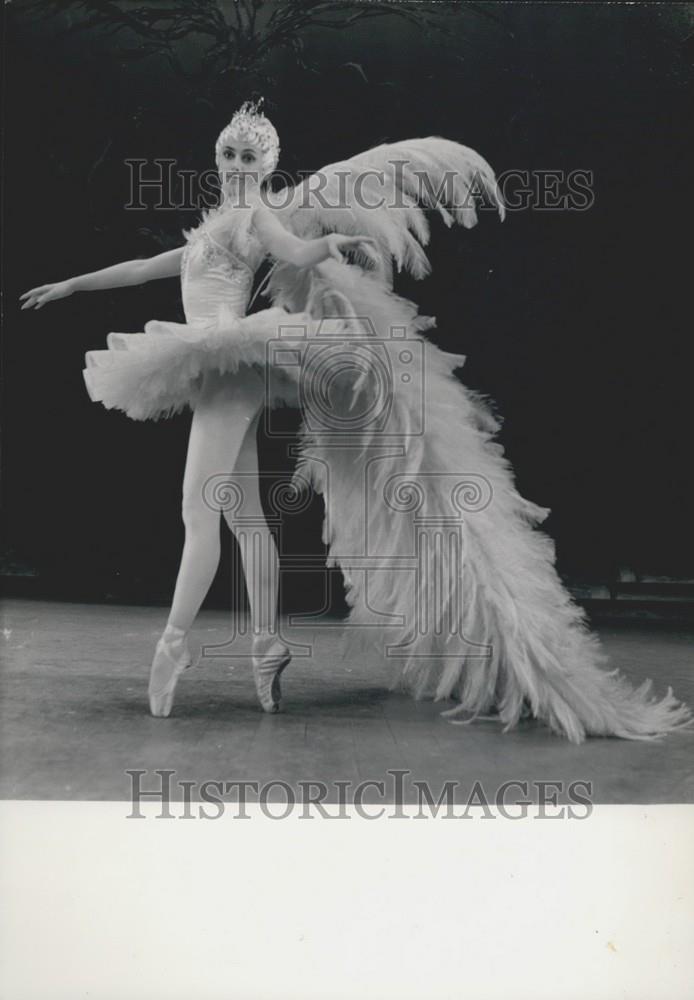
[[258, 136, 691, 743]]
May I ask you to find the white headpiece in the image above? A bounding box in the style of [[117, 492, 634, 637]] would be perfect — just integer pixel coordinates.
[[214, 99, 280, 177]]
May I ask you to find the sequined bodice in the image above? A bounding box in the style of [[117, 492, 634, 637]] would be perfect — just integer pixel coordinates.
[[180, 206, 265, 328]]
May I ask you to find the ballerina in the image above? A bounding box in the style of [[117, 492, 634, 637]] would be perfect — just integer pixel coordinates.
[[20, 100, 691, 742], [20, 101, 375, 717]]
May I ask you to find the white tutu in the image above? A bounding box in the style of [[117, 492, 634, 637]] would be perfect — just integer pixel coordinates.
[[83, 305, 310, 420]]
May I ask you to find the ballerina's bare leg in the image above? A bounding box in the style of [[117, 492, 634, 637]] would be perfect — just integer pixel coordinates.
[[222, 404, 281, 636], [166, 368, 274, 634]]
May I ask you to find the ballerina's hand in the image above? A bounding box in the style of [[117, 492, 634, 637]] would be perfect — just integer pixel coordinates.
[[325, 233, 380, 268], [20, 279, 74, 311]]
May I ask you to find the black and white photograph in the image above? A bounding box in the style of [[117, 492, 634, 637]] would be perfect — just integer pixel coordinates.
[[2, 1, 693, 997]]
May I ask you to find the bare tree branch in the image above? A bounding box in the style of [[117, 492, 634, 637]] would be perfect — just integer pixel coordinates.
[[22, 0, 486, 91]]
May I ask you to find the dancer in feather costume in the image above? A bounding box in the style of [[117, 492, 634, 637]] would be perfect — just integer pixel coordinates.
[[20, 101, 691, 741]]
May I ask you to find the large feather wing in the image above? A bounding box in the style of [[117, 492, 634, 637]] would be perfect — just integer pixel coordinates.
[[267, 136, 505, 281]]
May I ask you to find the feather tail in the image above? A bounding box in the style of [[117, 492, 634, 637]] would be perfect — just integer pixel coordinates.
[[288, 265, 692, 744]]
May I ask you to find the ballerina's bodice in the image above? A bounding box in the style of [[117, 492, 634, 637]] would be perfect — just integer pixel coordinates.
[[180, 205, 266, 327]]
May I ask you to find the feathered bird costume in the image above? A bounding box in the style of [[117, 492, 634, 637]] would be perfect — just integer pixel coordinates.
[[84, 136, 692, 743]]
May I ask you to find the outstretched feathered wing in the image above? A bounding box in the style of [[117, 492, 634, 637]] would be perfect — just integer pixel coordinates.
[[266, 135, 505, 288], [258, 137, 691, 743]]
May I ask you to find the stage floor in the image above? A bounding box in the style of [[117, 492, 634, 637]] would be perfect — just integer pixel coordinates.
[[1, 598, 692, 804]]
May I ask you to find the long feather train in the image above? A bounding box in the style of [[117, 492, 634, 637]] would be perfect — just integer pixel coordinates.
[[262, 136, 692, 748], [268, 259, 691, 743]]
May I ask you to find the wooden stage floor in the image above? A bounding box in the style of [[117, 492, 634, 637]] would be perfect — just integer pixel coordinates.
[[1, 598, 692, 804]]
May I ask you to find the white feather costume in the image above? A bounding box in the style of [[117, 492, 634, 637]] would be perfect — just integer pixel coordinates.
[[84, 137, 691, 742]]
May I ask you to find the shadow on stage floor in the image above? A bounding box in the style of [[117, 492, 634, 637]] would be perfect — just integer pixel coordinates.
[[1, 598, 692, 805]]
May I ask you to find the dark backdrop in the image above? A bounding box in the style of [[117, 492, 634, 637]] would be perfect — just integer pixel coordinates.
[[3, 1, 693, 612]]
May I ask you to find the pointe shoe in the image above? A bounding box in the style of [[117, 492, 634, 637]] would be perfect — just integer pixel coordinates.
[[148, 624, 193, 718], [252, 631, 291, 714]]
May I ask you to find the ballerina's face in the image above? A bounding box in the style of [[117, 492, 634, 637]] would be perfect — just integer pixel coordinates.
[[218, 141, 265, 198]]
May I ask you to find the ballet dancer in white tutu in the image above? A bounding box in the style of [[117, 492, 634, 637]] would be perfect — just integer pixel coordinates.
[[21, 100, 691, 742]]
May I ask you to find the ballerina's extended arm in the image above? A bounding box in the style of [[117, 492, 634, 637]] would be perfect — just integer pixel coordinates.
[[19, 246, 185, 311], [251, 204, 378, 269]]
